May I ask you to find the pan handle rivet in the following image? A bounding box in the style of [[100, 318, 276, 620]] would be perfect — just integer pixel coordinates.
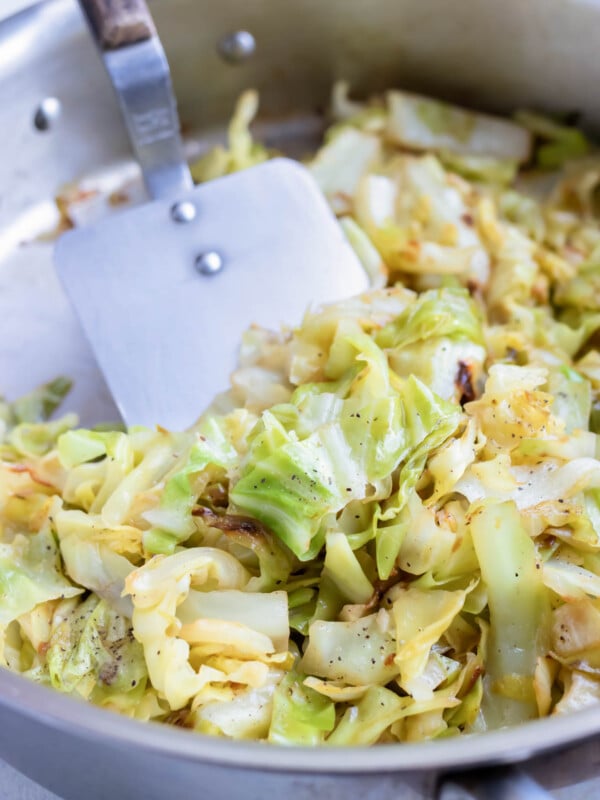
[[171, 200, 197, 223], [217, 31, 256, 63], [195, 251, 224, 276]]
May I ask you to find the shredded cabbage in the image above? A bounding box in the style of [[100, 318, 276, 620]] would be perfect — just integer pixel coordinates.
[[2, 82, 600, 744]]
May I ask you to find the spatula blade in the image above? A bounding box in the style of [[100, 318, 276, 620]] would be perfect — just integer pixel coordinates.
[[54, 159, 368, 430]]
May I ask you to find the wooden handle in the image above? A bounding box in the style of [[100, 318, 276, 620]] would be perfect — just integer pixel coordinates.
[[79, 0, 155, 49]]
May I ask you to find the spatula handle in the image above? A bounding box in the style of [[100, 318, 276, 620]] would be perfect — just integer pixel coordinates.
[[76, 0, 193, 199], [79, 0, 155, 49]]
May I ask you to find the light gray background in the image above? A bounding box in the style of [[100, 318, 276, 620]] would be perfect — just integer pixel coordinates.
[[1, 761, 60, 800]]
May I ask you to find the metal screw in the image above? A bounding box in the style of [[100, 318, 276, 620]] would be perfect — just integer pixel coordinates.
[[217, 30, 256, 63], [170, 200, 197, 223], [33, 97, 62, 131], [195, 251, 224, 276]]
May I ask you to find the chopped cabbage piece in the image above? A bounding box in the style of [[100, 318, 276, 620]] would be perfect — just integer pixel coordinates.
[[268, 672, 335, 745], [514, 111, 590, 169], [387, 90, 531, 162], [46, 596, 147, 704], [190, 90, 269, 183], [309, 128, 382, 215], [470, 501, 550, 727], [392, 585, 471, 699], [0, 528, 81, 631], [300, 612, 397, 686]]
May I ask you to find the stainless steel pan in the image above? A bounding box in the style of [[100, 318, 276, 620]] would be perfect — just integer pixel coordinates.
[[1, 1, 600, 798]]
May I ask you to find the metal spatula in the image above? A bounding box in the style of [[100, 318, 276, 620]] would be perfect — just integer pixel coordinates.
[[54, 0, 367, 431]]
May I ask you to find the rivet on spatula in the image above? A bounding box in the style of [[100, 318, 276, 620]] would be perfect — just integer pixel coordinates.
[[195, 251, 224, 276], [170, 200, 197, 223]]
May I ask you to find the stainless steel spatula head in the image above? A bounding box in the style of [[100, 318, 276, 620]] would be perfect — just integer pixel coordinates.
[[56, 0, 367, 430], [55, 159, 368, 430]]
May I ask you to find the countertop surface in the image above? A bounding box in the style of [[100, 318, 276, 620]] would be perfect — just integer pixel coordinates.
[[1, 761, 60, 800]]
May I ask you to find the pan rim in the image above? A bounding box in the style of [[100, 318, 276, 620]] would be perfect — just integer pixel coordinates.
[[1, 667, 598, 774]]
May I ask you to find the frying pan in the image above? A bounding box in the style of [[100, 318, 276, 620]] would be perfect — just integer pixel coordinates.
[[1, 1, 600, 797]]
